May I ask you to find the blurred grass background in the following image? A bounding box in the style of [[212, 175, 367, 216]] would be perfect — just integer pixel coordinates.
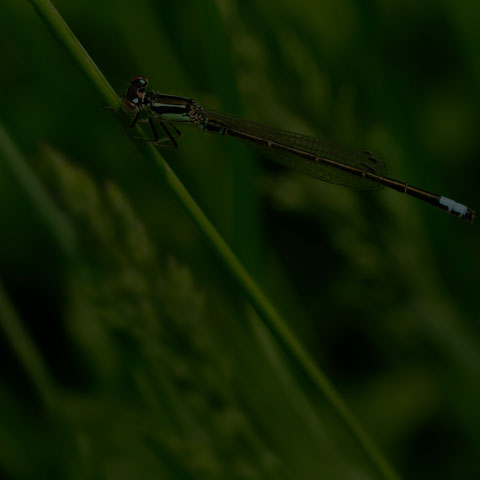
[[1, 0, 480, 478]]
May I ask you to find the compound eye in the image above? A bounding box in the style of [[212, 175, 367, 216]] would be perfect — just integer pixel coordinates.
[[122, 98, 139, 114], [130, 75, 148, 88]]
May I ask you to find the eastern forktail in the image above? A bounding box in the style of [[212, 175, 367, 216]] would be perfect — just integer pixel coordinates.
[[121, 76, 475, 223]]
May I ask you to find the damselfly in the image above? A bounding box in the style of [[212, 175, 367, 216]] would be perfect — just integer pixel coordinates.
[[121, 76, 475, 223]]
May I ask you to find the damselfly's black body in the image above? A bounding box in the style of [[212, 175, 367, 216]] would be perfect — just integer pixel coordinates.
[[121, 76, 475, 223]]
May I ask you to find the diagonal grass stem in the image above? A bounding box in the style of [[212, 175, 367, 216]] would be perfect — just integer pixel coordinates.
[[26, 1, 401, 478]]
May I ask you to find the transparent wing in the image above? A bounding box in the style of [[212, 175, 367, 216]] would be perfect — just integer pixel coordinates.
[[202, 108, 387, 190]]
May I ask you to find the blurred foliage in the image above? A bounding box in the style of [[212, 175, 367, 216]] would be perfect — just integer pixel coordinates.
[[1, 0, 480, 479]]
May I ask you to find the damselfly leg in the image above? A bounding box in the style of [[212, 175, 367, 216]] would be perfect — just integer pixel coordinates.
[[131, 116, 182, 148]]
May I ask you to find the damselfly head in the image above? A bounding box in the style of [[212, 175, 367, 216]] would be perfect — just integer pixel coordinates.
[[122, 88, 143, 114], [122, 76, 148, 114]]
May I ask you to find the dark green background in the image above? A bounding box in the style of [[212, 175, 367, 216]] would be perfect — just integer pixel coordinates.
[[1, 0, 479, 478]]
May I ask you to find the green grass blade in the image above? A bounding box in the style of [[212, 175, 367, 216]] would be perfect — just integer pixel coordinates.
[[26, 1, 401, 478]]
